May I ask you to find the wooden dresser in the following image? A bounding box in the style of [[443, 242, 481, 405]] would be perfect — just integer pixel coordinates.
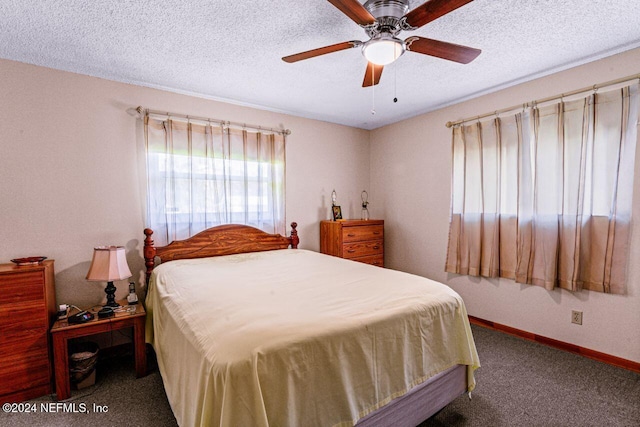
[[0, 260, 56, 403], [320, 219, 384, 267]]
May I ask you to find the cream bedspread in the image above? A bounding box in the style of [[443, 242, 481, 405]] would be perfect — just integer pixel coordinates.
[[145, 249, 480, 427]]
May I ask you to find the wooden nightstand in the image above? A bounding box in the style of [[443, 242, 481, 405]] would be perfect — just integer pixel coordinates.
[[50, 301, 147, 400]]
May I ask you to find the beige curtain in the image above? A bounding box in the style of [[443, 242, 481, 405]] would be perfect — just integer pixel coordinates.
[[446, 82, 639, 293], [144, 115, 286, 246]]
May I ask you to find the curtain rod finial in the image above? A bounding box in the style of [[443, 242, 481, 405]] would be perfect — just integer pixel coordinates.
[[445, 121, 453, 128], [126, 106, 144, 118]]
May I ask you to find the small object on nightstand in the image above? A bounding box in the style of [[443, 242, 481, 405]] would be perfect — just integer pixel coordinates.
[[98, 307, 114, 319], [127, 282, 139, 305], [68, 310, 94, 324], [57, 304, 69, 320]]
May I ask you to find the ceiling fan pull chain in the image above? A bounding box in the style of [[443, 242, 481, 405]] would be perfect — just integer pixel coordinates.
[[394, 63, 398, 103], [371, 78, 376, 115]]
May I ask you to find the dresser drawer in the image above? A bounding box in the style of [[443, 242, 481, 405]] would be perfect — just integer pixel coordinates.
[[0, 303, 47, 330], [343, 240, 383, 258], [352, 255, 384, 267], [0, 271, 45, 306], [0, 311, 48, 351], [342, 225, 384, 242], [0, 352, 51, 396]]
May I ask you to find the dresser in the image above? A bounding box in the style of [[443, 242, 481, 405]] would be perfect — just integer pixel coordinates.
[[0, 260, 56, 403], [320, 219, 384, 267]]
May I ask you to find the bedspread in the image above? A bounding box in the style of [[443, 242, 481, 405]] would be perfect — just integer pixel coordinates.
[[146, 249, 479, 427]]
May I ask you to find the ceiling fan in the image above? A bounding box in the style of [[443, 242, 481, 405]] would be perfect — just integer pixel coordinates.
[[282, 0, 481, 87]]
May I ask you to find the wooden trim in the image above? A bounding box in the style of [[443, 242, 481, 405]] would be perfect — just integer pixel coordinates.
[[469, 315, 640, 373]]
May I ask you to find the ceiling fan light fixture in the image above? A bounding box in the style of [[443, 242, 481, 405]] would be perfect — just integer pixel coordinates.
[[362, 34, 405, 66]]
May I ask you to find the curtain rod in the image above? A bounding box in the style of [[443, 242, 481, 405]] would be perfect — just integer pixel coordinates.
[[135, 106, 291, 135], [445, 73, 640, 128]]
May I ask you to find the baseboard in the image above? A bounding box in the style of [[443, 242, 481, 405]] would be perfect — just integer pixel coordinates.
[[469, 315, 640, 374]]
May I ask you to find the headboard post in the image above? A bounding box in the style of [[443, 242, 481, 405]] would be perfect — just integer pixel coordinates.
[[143, 228, 157, 285], [290, 222, 299, 248]]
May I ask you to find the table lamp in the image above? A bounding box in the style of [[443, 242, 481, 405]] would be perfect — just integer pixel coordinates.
[[86, 246, 132, 308]]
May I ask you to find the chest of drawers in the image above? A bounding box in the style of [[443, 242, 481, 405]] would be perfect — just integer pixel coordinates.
[[0, 260, 56, 402], [320, 219, 384, 267]]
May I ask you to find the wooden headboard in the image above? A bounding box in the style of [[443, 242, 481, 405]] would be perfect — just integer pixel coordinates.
[[144, 222, 299, 284]]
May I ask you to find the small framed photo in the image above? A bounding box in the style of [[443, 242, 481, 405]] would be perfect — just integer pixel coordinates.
[[332, 205, 343, 221]]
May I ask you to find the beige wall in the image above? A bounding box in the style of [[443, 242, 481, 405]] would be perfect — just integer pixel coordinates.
[[370, 47, 640, 363], [0, 59, 370, 308], [2, 49, 639, 363]]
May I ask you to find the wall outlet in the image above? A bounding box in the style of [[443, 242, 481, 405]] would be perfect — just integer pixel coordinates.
[[571, 310, 583, 325]]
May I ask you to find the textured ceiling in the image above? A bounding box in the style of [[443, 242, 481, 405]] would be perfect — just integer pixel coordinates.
[[1, 0, 639, 130]]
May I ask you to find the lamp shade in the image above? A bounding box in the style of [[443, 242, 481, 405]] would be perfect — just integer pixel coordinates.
[[86, 246, 132, 282], [362, 34, 405, 66]]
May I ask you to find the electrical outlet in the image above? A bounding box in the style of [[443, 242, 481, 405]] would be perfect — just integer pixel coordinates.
[[571, 310, 583, 325]]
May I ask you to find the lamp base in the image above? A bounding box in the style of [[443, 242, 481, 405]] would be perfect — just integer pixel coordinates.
[[104, 281, 119, 308]]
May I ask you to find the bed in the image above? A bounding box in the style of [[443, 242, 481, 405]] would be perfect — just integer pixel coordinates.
[[144, 222, 480, 427]]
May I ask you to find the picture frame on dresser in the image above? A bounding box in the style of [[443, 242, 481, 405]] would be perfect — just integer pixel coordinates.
[[332, 205, 343, 221]]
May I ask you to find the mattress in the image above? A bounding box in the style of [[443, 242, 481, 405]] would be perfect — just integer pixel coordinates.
[[145, 249, 480, 426]]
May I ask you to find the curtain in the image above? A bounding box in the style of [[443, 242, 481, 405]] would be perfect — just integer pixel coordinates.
[[144, 115, 286, 247], [445, 82, 639, 293]]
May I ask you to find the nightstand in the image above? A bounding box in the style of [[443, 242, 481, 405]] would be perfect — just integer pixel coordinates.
[[50, 301, 147, 400]]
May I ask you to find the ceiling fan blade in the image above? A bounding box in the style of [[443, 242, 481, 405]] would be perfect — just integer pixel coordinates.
[[282, 41, 362, 63], [327, 0, 376, 26], [362, 62, 384, 87], [405, 36, 481, 63], [404, 0, 474, 29]]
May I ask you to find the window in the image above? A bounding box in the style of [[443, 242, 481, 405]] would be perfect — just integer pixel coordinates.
[[445, 83, 639, 294], [144, 116, 285, 246]]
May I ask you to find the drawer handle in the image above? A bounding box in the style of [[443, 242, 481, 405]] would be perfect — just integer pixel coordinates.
[[372, 246, 380, 250], [347, 233, 356, 237], [373, 231, 380, 235], [347, 250, 356, 253]]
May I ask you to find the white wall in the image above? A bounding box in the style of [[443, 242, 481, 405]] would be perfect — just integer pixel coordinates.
[[370, 47, 640, 363], [0, 59, 370, 309]]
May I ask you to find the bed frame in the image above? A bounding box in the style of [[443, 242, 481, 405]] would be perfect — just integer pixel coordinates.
[[143, 222, 299, 284], [142, 221, 467, 426]]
